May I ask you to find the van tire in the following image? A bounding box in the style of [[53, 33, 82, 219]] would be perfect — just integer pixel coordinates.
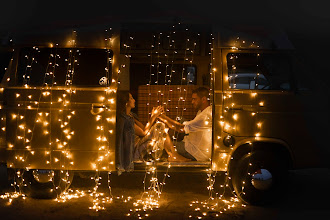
[[22, 170, 74, 199], [231, 150, 288, 205]]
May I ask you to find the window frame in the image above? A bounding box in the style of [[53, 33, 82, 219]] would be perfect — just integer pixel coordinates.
[[223, 49, 295, 92]]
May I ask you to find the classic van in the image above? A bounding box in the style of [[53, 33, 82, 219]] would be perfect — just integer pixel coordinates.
[[0, 22, 326, 204]]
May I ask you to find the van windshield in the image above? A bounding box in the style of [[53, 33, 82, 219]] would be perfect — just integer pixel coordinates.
[[227, 52, 292, 90], [16, 47, 113, 87]]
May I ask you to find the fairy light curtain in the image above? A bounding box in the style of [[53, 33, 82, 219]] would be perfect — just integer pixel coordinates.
[[0, 24, 269, 218]]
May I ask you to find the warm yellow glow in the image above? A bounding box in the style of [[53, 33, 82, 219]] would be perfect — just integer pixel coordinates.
[[220, 153, 227, 159], [224, 123, 231, 130], [99, 96, 105, 102]]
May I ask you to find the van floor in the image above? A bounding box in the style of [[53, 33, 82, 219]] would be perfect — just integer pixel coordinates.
[[133, 161, 211, 172]]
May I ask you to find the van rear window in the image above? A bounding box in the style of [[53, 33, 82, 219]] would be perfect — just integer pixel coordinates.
[[16, 47, 112, 87]]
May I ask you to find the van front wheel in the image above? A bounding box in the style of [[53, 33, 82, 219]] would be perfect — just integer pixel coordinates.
[[231, 151, 288, 205], [22, 169, 74, 199]]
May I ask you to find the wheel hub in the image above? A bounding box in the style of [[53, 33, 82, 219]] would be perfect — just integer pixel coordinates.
[[32, 170, 54, 183], [251, 169, 273, 190]]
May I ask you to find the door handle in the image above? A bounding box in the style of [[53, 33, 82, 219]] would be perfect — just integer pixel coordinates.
[[225, 106, 243, 111], [91, 103, 106, 115]]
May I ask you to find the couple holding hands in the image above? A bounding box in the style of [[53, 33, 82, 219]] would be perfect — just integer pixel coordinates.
[[116, 87, 212, 173]]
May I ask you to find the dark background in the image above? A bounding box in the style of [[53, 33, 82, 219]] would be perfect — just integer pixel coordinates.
[[1, 0, 329, 83]]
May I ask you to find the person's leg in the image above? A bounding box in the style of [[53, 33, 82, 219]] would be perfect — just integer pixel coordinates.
[[163, 134, 191, 162], [175, 141, 197, 161]]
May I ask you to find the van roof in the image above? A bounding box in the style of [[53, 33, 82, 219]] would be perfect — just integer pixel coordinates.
[[3, 21, 294, 50]]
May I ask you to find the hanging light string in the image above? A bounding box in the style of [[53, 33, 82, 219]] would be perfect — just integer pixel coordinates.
[[129, 33, 160, 218], [129, 23, 197, 219], [88, 28, 116, 211], [55, 40, 78, 201], [186, 34, 239, 220], [121, 30, 133, 87], [155, 32, 162, 105], [178, 29, 198, 122], [9, 47, 37, 198], [22, 48, 34, 86], [238, 50, 262, 198], [171, 24, 191, 151], [48, 30, 78, 201], [4, 44, 61, 203], [162, 23, 176, 106], [163, 23, 177, 116], [134, 26, 198, 219], [105, 27, 115, 204], [147, 33, 156, 119], [0, 46, 21, 201], [15, 45, 57, 198], [104, 26, 115, 202], [209, 33, 215, 105], [105, 27, 113, 87], [175, 25, 190, 121], [128, 25, 174, 219]]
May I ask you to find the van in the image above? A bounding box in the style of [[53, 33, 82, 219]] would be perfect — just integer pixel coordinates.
[[0, 22, 325, 204]]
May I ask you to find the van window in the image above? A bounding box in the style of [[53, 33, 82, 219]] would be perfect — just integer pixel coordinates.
[[0, 49, 13, 82], [130, 63, 197, 86], [227, 53, 292, 90], [16, 47, 112, 87], [130, 63, 197, 101]]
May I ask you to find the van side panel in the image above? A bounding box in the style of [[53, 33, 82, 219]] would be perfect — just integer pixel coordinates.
[[0, 88, 5, 163], [3, 87, 116, 171]]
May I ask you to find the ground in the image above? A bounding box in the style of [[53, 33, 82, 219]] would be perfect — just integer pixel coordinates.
[[0, 166, 329, 220]]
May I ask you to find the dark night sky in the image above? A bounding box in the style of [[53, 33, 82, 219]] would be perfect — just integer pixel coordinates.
[[0, 0, 329, 86]]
